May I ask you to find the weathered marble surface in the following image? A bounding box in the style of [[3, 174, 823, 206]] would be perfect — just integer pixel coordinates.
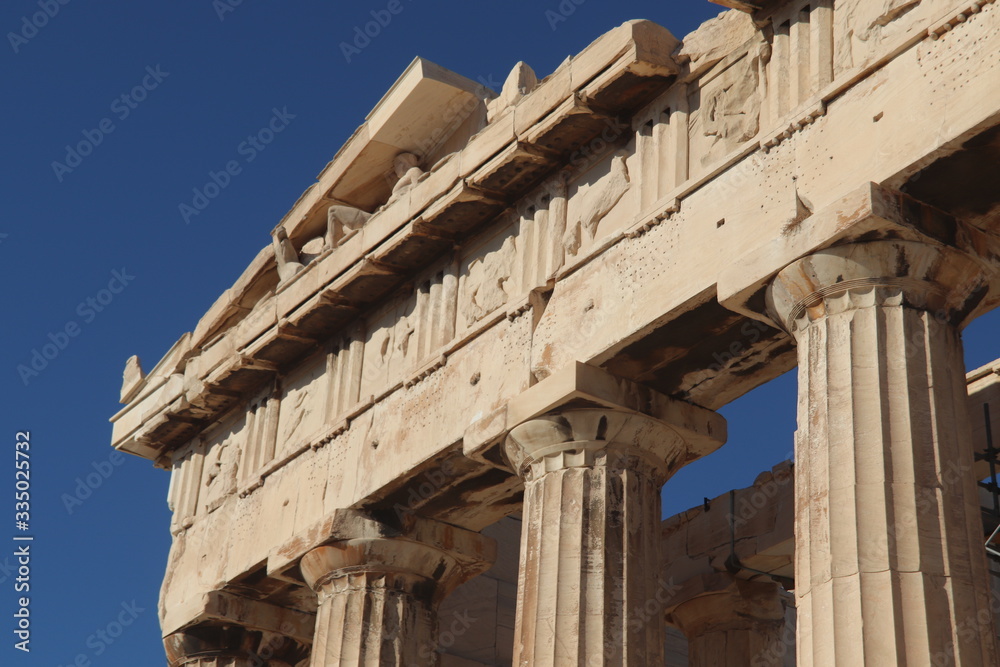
[[110, 1, 1000, 664]]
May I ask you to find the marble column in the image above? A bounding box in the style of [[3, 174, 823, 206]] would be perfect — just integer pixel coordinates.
[[504, 407, 725, 666], [767, 240, 999, 666], [668, 576, 788, 667], [164, 625, 306, 667], [299, 515, 495, 666]]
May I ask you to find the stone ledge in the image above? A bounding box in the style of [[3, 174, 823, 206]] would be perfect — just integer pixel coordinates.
[[161, 591, 315, 645]]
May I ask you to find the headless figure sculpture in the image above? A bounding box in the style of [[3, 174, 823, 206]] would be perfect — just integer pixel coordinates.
[[326, 204, 371, 248], [272, 227, 304, 283], [326, 152, 421, 247], [273, 152, 426, 285]]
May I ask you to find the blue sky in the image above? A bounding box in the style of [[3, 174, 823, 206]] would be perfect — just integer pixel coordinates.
[[2, 1, 998, 664]]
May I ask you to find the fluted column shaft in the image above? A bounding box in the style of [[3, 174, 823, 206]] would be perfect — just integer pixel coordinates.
[[505, 408, 725, 666], [668, 578, 787, 667], [307, 568, 434, 665], [767, 240, 999, 666], [299, 516, 495, 667], [517, 450, 663, 665]]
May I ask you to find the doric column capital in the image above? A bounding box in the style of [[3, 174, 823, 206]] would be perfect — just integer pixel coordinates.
[[164, 624, 307, 667], [766, 240, 989, 335], [499, 367, 725, 665], [667, 575, 786, 638], [299, 514, 495, 605], [666, 575, 789, 667], [298, 514, 493, 666], [504, 408, 715, 483]]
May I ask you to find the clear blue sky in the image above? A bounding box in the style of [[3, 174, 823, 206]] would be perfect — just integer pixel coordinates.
[[2, 1, 997, 664]]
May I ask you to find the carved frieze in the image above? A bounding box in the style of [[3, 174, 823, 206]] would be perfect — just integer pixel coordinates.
[[704, 55, 761, 150], [563, 151, 632, 256], [835, 0, 925, 72], [200, 417, 245, 513], [275, 353, 327, 457], [694, 53, 762, 168], [461, 235, 518, 326]]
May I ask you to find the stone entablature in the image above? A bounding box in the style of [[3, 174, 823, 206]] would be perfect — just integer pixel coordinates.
[[114, 0, 1000, 473], [110, 1, 1000, 664], [110, 19, 683, 463]]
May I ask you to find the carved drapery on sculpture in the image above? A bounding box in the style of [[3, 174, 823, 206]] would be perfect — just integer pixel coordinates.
[[386, 152, 426, 206], [273, 227, 305, 284]]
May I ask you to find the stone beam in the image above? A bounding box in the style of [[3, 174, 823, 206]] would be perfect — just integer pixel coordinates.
[[538, 1, 1000, 407], [164, 624, 309, 667], [163, 591, 316, 647], [114, 3, 1000, 473], [465, 360, 725, 463], [718, 182, 1000, 327]]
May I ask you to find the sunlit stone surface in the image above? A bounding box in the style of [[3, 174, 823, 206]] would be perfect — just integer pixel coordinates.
[[112, 1, 1000, 664]]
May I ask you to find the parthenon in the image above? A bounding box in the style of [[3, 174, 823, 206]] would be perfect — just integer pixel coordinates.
[[110, 0, 1000, 664]]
